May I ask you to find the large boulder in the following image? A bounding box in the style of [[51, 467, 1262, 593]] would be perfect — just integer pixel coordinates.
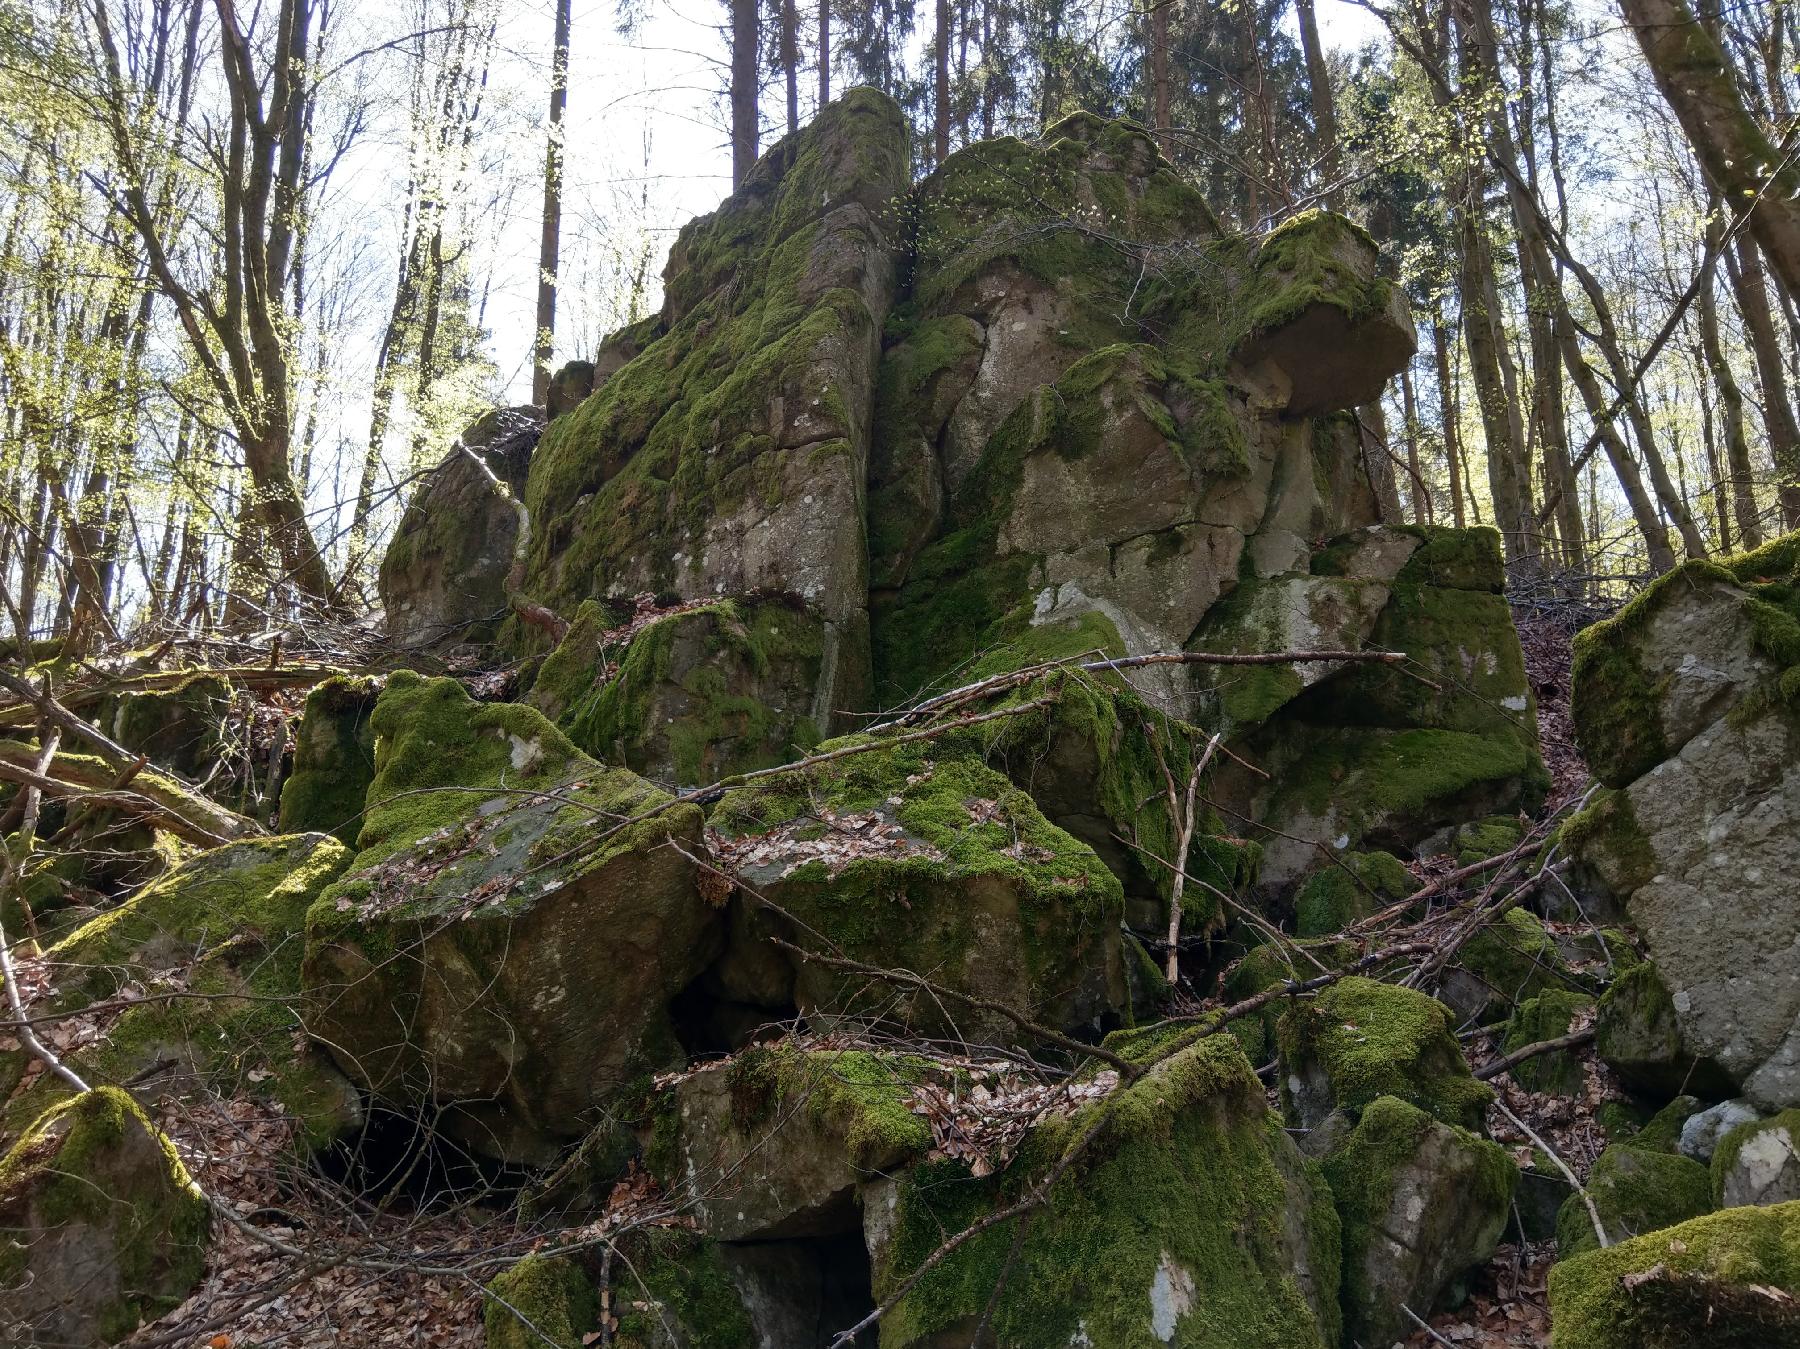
[[1548, 1200, 1800, 1348], [1563, 532, 1800, 1109], [870, 1034, 1343, 1348], [1, 833, 360, 1150], [1321, 1095, 1516, 1347], [0, 1088, 210, 1347], [277, 675, 380, 844], [380, 405, 543, 649], [301, 672, 717, 1164], [706, 730, 1130, 1042]]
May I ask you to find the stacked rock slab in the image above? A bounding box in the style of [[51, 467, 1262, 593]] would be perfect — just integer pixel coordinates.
[[1562, 532, 1800, 1109]]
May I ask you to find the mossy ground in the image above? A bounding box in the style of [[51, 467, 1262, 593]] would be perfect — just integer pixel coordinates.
[[877, 1034, 1340, 1348]]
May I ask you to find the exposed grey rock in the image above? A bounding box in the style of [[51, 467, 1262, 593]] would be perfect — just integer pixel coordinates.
[[1682, 1099, 1766, 1164], [1714, 1111, 1800, 1208]]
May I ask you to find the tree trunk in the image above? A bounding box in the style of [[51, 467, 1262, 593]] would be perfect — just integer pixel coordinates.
[[1620, 0, 1800, 300], [818, 0, 829, 110], [1294, 0, 1339, 207], [731, 0, 759, 187], [533, 0, 573, 405], [782, 0, 800, 134], [1433, 314, 1468, 529], [1727, 234, 1800, 527], [1148, 0, 1172, 160], [1704, 222, 1766, 547], [935, 0, 952, 164]]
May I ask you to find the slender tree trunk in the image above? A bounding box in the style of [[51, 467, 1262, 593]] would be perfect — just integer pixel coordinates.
[[731, 0, 760, 186], [533, 0, 573, 405], [1148, 0, 1172, 160], [1703, 220, 1766, 547], [1620, 0, 1800, 300], [782, 0, 800, 134], [1400, 367, 1432, 523], [1433, 315, 1468, 529], [818, 0, 829, 110], [1727, 234, 1800, 527], [1294, 0, 1339, 207], [1692, 345, 1732, 548], [935, 0, 952, 164]]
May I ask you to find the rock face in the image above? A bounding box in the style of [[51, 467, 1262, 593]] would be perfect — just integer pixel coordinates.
[[380, 405, 543, 649], [301, 672, 718, 1165], [1564, 533, 1800, 1109], [0, 1088, 210, 1347]]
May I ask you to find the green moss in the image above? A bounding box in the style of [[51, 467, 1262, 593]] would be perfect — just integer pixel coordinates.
[[99, 673, 230, 778], [1293, 850, 1417, 937], [485, 1254, 598, 1349], [1555, 1143, 1714, 1260], [1594, 963, 1733, 1100], [1321, 1095, 1516, 1340], [1236, 209, 1392, 341], [613, 1230, 756, 1349], [278, 675, 381, 844], [0, 1087, 210, 1340], [1559, 788, 1657, 893], [877, 1034, 1340, 1348], [708, 1045, 938, 1173], [1277, 976, 1494, 1129], [1455, 907, 1575, 1020], [1501, 989, 1595, 1096], [1547, 1198, 1800, 1347], [1451, 815, 1526, 865], [1629, 1096, 1710, 1155], [4, 835, 355, 1145], [1211, 932, 1363, 1063]]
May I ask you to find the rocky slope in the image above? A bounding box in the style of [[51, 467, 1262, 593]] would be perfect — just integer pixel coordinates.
[[5, 90, 1800, 1349]]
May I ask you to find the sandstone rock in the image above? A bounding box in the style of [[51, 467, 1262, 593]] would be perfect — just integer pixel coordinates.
[[2, 834, 360, 1150], [1562, 535, 1800, 1108], [1554, 1142, 1713, 1259], [1595, 960, 1734, 1100], [544, 359, 594, 421], [528, 595, 841, 786], [278, 675, 380, 845], [871, 1034, 1342, 1348], [1320, 1095, 1515, 1347], [1680, 1098, 1765, 1164], [708, 734, 1128, 1041], [1548, 1200, 1800, 1348], [651, 1045, 933, 1242], [380, 405, 543, 649], [0, 1088, 210, 1347], [1276, 976, 1492, 1134], [302, 672, 716, 1164], [1713, 1110, 1800, 1209]]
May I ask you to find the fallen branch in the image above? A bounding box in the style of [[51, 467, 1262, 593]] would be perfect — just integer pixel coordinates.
[[0, 741, 259, 846], [1475, 1026, 1595, 1081], [1495, 1098, 1609, 1249]]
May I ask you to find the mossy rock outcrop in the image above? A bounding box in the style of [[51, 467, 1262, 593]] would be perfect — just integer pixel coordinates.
[[529, 595, 835, 786], [869, 1034, 1342, 1347], [0, 1087, 210, 1346], [1595, 960, 1735, 1100], [1321, 1094, 1516, 1347], [301, 672, 717, 1165], [1276, 976, 1493, 1133], [278, 674, 380, 844], [380, 405, 543, 649], [1, 833, 360, 1149], [649, 1045, 934, 1241], [1548, 1199, 1800, 1347], [1563, 532, 1800, 1110], [707, 730, 1127, 1041]]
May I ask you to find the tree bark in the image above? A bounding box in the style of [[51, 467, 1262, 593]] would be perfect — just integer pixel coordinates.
[[1619, 0, 1800, 301], [818, 0, 829, 110], [731, 0, 760, 187], [935, 0, 952, 164], [1702, 217, 1763, 547], [1726, 234, 1800, 527], [1433, 314, 1469, 529], [1148, 0, 1172, 161], [782, 0, 801, 134], [533, 0, 573, 405], [1294, 0, 1339, 207]]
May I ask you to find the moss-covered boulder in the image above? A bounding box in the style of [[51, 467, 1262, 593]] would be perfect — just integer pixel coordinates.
[[870, 1034, 1342, 1347], [301, 672, 717, 1165], [1291, 849, 1416, 937], [484, 1253, 598, 1349], [1502, 989, 1595, 1096], [529, 595, 836, 786], [1596, 960, 1735, 1100], [1276, 976, 1493, 1132], [1, 833, 359, 1149], [1547, 1199, 1800, 1347], [278, 675, 380, 844], [94, 672, 229, 780], [1555, 1142, 1714, 1259], [1438, 906, 1580, 1026], [1713, 1110, 1800, 1209], [1563, 533, 1800, 1110], [1321, 1094, 1516, 1347], [0, 1087, 210, 1346], [651, 1044, 933, 1241], [380, 405, 543, 649], [708, 731, 1127, 1041]]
